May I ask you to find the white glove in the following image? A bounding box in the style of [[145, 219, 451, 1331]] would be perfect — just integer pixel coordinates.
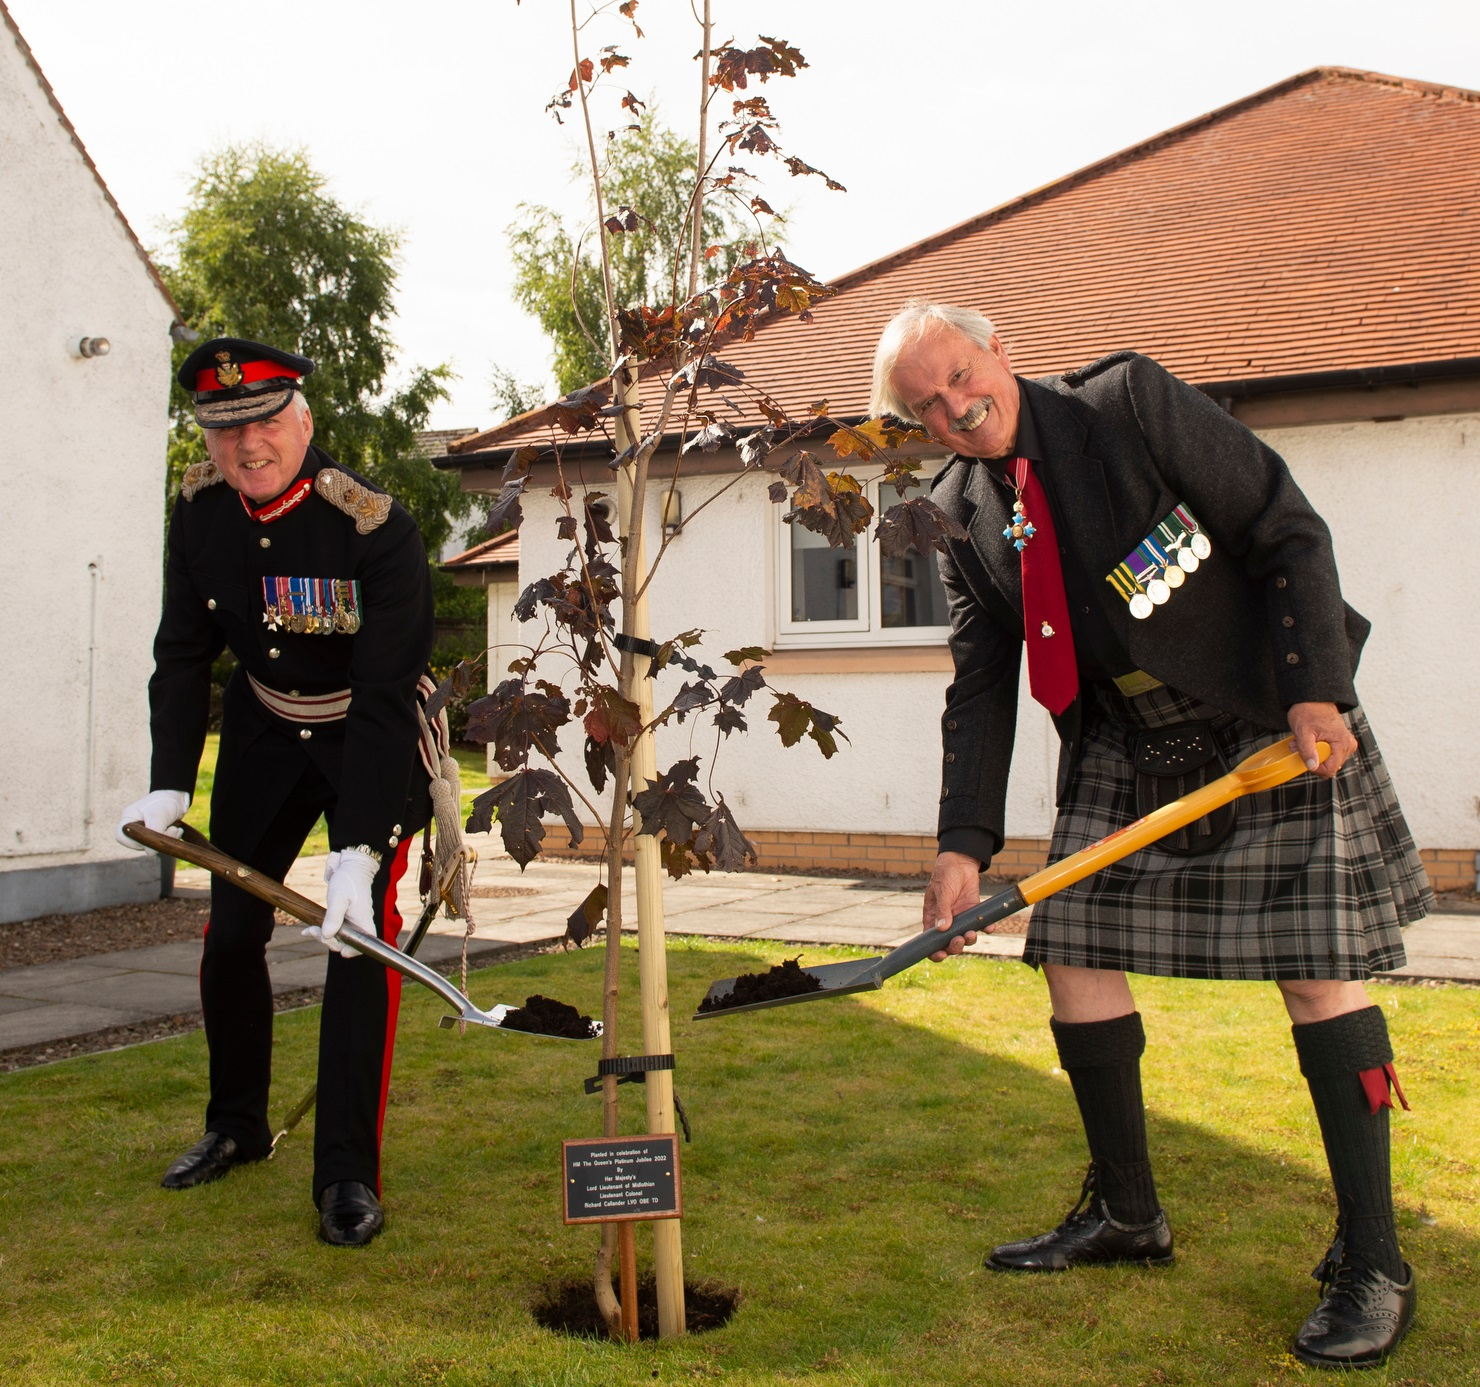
[[305, 848, 380, 957], [116, 789, 192, 850]]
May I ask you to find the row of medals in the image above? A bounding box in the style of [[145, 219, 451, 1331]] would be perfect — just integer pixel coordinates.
[[1128, 530, 1212, 620], [263, 605, 361, 635]]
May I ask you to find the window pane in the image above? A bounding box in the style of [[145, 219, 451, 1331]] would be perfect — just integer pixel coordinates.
[[790, 523, 858, 621], [880, 548, 948, 627], [879, 484, 949, 628]]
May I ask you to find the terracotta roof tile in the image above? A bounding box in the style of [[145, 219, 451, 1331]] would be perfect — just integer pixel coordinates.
[[452, 67, 1480, 456], [442, 528, 518, 570]]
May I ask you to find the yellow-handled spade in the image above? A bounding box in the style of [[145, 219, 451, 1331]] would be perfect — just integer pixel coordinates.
[[695, 735, 1330, 1018]]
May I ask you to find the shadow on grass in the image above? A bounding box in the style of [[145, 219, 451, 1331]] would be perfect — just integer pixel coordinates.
[[0, 938, 1474, 1386]]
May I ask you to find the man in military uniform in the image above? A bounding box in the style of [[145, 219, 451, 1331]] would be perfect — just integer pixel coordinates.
[[870, 301, 1431, 1367], [117, 338, 435, 1247]]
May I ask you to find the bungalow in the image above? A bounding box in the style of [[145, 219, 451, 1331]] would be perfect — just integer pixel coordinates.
[[440, 67, 1480, 892]]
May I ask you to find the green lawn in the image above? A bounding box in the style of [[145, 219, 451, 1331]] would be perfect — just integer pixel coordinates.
[[0, 943, 1474, 1386], [183, 736, 491, 858]]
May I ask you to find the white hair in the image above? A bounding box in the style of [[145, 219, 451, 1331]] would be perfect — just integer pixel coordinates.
[[869, 300, 999, 420], [289, 388, 312, 420]]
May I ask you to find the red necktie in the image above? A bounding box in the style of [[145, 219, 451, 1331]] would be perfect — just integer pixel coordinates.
[[1011, 456, 1079, 716]]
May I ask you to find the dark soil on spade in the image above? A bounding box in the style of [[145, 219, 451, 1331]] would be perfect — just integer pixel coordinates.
[[697, 956, 823, 1013], [500, 994, 599, 1039], [532, 1275, 739, 1339]]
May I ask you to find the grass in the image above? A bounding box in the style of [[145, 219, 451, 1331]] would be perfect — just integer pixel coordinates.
[[183, 736, 491, 858], [0, 942, 1475, 1386]]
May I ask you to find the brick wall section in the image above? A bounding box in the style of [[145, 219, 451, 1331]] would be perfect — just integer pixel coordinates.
[[540, 830, 1474, 892], [1420, 849, 1476, 894]]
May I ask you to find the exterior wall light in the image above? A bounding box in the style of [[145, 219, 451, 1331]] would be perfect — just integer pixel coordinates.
[[661, 489, 683, 536]]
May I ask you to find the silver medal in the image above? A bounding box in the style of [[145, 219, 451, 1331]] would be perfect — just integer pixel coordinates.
[[1177, 548, 1199, 573], [1190, 532, 1211, 561], [1129, 592, 1154, 620], [1147, 577, 1171, 605]]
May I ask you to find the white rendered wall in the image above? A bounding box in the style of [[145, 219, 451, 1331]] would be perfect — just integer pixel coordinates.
[[484, 575, 520, 779], [0, 24, 175, 878], [1263, 413, 1480, 851], [514, 412, 1479, 856]]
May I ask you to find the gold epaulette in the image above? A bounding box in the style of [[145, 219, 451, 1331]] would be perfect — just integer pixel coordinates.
[[314, 468, 392, 534], [180, 461, 224, 500]]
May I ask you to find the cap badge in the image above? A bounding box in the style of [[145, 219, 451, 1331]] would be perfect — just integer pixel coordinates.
[[214, 351, 243, 388]]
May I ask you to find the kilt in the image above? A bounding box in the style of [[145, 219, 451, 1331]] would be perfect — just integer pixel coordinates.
[[1021, 683, 1432, 981]]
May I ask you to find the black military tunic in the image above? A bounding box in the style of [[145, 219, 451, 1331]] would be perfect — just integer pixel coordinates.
[[148, 443, 433, 1198]]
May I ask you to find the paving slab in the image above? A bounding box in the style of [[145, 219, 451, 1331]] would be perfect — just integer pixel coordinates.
[[0, 995, 48, 1016], [1, 1002, 168, 1049], [0, 958, 140, 996], [27, 970, 202, 1015], [1383, 913, 1480, 982]]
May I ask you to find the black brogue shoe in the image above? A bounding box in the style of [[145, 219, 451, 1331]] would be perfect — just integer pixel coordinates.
[[1293, 1243, 1416, 1369], [318, 1180, 384, 1248], [160, 1132, 255, 1190], [987, 1164, 1174, 1272]]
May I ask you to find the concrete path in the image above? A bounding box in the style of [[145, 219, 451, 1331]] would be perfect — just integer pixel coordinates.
[[1, 850, 1474, 1056]]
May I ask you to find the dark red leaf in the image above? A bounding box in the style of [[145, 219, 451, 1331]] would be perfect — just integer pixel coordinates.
[[584, 733, 615, 793], [875, 496, 970, 558], [631, 758, 711, 844], [464, 679, 570, 770], [583, 684, 643, 748], [719, 664, 765, 707], [565, 882, 608, 946], [471, 767, 581, 869], [694, 797, 758, 872], [486, 476, 527, 535]]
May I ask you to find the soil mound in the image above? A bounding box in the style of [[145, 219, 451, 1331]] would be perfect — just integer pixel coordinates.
[[696, 956, 822, 1013], [532, 1275, 739, 1339], [500, 994, 598, 1039]]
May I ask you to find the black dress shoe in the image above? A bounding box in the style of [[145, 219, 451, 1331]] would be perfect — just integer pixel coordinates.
[[318, 1180, 384, 1248], [988, 1165, 1174, 1272], [160, 1132, 256, 1190], [1293, 1239, 1416, 1369]]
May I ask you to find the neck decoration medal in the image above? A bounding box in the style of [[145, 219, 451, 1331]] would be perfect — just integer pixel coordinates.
[[1002, 459, 1037, 551], [1106, 504, 1212, 620]]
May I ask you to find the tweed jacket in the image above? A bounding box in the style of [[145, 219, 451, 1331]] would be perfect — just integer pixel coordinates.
[[931, 351, 1369, 860]]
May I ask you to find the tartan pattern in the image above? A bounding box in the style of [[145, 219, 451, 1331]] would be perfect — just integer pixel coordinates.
[[1023, 684, 1431, 980]]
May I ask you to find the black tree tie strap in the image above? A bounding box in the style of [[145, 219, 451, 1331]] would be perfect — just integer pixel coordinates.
[[583, 1053, 691, 1142], [612, 632, 662, 660]]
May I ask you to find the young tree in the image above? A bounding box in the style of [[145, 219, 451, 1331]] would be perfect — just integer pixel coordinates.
[[442, 0, 964, 1343], [160, 143, 472, 556]]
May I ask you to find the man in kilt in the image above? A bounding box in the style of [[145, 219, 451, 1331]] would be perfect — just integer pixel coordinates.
[[116, 337, 435, 1248], [871, 301, 1431, 1368]]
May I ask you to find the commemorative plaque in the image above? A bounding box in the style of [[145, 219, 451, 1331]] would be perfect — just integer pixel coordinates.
[[561, 1135, 682, 1224]]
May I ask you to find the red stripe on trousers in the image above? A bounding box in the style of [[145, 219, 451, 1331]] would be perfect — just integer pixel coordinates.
[[373, 837, 414, 1194]]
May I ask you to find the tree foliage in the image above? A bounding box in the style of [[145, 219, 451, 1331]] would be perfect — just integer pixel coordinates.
[[160, 143, 472, 555], [508, 112, 767, 395]]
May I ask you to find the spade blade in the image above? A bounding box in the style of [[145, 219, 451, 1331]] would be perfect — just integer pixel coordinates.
[[693, 958, 884, 1020]]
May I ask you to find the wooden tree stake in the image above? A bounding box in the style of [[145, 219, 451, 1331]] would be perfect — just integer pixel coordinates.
[[616, 405, 686, 1340]]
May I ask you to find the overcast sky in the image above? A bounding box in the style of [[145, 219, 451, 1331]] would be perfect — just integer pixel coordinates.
[[9, 0, 1479, 430]]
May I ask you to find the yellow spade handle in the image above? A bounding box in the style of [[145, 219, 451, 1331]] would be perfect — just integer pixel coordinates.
[[1019, 736, 1330, 905]]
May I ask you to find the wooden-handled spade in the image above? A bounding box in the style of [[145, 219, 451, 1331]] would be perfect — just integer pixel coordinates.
[[695, 735, 1330, 1019], [122, 820, 602, 1040]]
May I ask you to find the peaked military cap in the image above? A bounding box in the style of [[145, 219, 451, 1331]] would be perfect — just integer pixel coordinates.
[[177, 337, 316, 429]]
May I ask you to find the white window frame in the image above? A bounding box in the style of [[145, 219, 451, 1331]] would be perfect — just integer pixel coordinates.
[[773, 474, 953, 649]]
